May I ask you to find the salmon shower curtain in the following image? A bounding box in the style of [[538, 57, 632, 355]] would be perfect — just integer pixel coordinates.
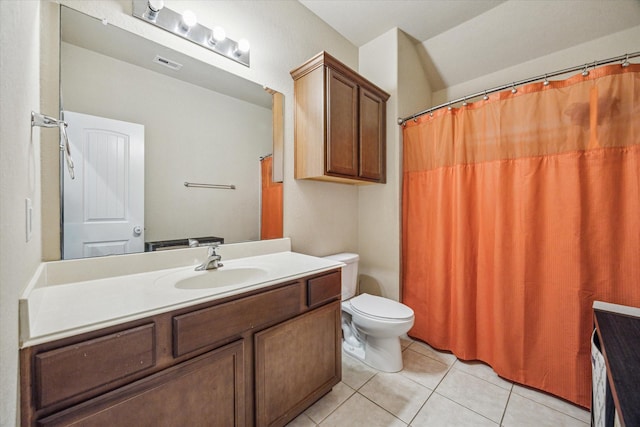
[[260, 155, 283, 240], [402, 64, 640, 407]]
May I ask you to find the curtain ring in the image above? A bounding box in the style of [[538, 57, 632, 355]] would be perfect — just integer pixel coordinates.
[[483, 91, 489, 101], [622, 54, 630, 67], [447, 102, 452, 111], [582, 64, 589, 76], [543, 74, 550, 86], [462, 97, 468, 107], [511, 83, 517, 94]]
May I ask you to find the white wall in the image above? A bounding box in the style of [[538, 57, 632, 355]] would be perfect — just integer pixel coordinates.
[[357, 29, 432, 301], [357, 30, 400, 300], [0, 2, 43, 425], [61, 42, 272, 244]]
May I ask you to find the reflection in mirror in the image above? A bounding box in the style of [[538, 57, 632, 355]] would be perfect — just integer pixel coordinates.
[[60, 6, 282, 259]]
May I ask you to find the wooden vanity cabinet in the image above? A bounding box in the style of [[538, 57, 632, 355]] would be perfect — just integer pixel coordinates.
[[21, 269, 342, 427], [291, 51, 389, 184], [255, 301, 341, 427], [36, 340, 246, 427]]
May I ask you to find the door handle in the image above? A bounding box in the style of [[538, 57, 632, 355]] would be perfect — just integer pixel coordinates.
[[133, 226, 142, 236]]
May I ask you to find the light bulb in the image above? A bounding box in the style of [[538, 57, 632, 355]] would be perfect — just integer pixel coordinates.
[[209, 26, 226, 45], [148, 0, 164, 12], [237, 38, 250, 54], [146, 0, 164, 20], [181, 10, 197, 30]]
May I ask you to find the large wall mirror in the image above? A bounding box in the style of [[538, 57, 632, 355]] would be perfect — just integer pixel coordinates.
[[59, 6, 283, 260]]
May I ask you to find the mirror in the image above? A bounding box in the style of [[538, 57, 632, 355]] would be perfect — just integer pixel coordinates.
[[60, 6, 283, 259]]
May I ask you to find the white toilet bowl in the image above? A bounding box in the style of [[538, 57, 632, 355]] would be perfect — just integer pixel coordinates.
[[342, 293, 414, 372], [323, 253, 415, 373]]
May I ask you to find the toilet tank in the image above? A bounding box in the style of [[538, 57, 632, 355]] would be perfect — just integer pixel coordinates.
[[323, 253, 359, 300]]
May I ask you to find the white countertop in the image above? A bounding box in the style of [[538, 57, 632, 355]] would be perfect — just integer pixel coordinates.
[[20, 241, 343, 348]]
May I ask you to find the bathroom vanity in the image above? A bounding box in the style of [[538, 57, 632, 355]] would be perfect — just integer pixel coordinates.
[[19, 239, 343, 426]]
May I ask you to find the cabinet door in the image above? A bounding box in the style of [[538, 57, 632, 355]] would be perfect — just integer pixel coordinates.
[[37, 340, 245, 427], [326, 68, 359, 177], [359, 87, 386, 182], [255, 301, 341, 427]]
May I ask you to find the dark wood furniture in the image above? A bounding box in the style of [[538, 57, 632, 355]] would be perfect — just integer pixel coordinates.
[[593, 305, 640, 427], [291, 51, 389, 184], [21, 269, 342, 427]]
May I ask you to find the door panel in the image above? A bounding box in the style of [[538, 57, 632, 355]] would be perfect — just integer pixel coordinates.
[[326, 68, 358, 177], [37, 341, 245, 427], [62, 111, 144, 259], [359, 88, 385, 181], [254, 302, 341, 427]]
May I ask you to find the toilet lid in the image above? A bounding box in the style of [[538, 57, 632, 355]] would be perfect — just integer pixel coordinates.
[[350, 294, 414, 320]]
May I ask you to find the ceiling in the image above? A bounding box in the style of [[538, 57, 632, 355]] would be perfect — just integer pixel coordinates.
[[298, 0, 640, 91]]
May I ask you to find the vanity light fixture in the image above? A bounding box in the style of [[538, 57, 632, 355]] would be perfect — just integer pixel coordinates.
[[132, 0, 251, 67]]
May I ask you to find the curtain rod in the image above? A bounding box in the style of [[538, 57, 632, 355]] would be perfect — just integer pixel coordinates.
[[398, 51, 640, 125]]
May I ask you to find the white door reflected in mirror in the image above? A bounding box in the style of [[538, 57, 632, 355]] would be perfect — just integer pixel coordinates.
[[62, 111, 145, 259]]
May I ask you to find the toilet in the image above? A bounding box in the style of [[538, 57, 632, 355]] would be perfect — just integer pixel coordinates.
[[324, 253, 415, 372]]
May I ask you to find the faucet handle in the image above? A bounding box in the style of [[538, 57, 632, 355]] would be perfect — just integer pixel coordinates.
[[206, 242, 221, 255]]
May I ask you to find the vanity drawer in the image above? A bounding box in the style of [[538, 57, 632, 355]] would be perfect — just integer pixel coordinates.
[[34, 323, 155, 409], [307, 270, 341, 308], [173, 282, 303, 357]]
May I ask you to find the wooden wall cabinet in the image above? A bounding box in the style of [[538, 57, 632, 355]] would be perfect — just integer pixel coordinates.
[[291, 51, 390, 184], [21, 270, 342, 427]]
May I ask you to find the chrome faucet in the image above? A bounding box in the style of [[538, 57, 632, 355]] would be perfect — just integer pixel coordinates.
[[195, 244, 223, 271]]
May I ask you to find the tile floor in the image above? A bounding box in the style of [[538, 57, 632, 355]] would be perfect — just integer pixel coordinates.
[[287, 337, 590, 427]]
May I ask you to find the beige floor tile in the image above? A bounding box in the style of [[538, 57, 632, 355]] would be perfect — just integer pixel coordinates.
[[407, 341, 458, 366], [452, 359, 513, 390], [511, 384, 590, 424], [319, 393, 406, 427], [400, 336, 414, 350], [410, 393, 498, 427], [502, 393, 589, 427], [341, 352, 378, 390], [304, 382, 355, 424], [399, 348, 450, 390], [435, 368, 510, 423], [359, 372, 433, 423], [286, 413, 317, 427]]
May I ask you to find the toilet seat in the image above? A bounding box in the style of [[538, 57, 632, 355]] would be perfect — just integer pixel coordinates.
[[350, 293, 414, 321]]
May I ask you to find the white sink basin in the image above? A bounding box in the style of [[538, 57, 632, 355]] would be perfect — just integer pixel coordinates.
[[174, 266, 269, 290]]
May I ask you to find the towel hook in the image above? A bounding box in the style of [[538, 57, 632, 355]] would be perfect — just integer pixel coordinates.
[[31, 112, 75, 179]]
